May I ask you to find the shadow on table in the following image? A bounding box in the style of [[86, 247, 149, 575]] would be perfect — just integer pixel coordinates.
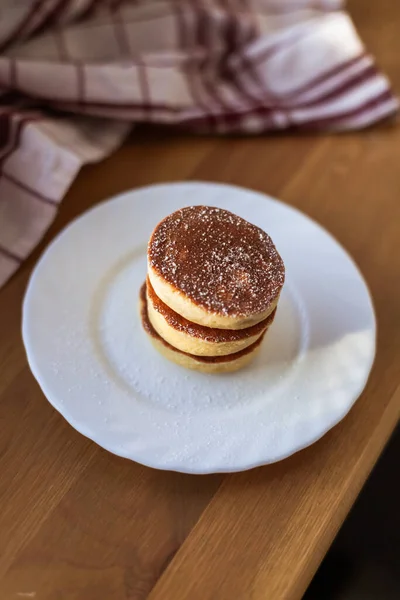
[[304, 425, 400, 600]]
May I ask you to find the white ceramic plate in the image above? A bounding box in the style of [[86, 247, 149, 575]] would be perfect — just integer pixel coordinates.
[[22, 182, 376, 474]]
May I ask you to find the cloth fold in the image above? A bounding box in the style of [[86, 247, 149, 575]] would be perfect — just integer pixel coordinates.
[[0, 0, 398, 288]]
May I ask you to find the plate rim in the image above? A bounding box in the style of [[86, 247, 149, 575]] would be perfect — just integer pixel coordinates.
[[22, 181, 377, 474]]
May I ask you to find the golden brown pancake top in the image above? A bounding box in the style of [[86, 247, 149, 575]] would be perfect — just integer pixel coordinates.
[[148, 206, 285, 317]]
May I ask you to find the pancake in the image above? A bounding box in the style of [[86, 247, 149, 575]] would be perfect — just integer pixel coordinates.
[[148, 205, 285, 330], [139, 284, 265, 373], [146, 277, 276, 356]]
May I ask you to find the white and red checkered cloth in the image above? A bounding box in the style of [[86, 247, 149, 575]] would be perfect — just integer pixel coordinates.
[[0, 0, 398, 288]]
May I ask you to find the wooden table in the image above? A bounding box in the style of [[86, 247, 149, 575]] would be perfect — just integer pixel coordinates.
[[1, 2, 399, 599]]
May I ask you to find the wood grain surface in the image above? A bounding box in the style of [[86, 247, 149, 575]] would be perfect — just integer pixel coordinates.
[[1, 1, 399, 599]]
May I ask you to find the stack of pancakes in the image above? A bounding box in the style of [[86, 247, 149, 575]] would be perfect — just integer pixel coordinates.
[[140, 206, 285, 373]]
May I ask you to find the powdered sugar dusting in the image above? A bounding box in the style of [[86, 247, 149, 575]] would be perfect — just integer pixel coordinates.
[[148, 206, 285, 317]]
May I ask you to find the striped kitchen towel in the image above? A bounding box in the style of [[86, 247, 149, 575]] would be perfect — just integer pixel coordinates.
[[0, 0, 398, 288]]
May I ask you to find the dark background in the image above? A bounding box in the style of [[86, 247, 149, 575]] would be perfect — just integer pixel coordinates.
[[305, 426, 399, 599]]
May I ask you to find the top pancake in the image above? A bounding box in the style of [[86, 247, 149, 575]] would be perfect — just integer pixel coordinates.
[[148, 206, 285, 320]]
